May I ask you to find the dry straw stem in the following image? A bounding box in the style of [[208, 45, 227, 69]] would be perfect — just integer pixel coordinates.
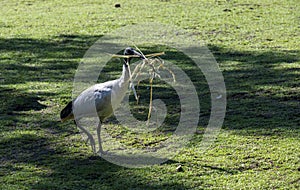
[[111, 52, 165, 59], [132, 57, 175, 124]]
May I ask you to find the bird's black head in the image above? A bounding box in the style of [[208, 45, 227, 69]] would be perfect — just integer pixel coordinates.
[[123, 47, 146, 65]]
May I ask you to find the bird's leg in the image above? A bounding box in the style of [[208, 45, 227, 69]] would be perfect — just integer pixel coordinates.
[[97, 122, 106, 156], [77, 123, 96, 153]]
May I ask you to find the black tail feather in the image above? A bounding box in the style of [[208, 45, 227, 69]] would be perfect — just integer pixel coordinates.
[[60, 101, 73, 121]]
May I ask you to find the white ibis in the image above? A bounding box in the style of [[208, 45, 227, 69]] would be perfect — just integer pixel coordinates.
[[60, 47, 145, 155]]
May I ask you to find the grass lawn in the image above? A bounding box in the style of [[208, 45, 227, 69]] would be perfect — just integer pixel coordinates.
[[0, 0, 299, 189]]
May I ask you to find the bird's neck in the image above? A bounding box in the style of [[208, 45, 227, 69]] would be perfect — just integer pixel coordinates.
[[119, 64, 130, 85]]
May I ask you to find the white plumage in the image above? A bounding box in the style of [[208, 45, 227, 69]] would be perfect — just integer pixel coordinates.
[[60, 47, 145, 154]]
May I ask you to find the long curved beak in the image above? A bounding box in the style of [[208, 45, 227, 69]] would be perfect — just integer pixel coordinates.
[[133, 50, 146, 60]]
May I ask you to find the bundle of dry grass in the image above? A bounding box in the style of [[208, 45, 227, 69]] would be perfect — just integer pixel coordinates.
[[112, 48, 176, 124]]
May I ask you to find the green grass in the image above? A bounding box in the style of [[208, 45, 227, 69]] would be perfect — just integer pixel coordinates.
[[1, 0, 299, 189]]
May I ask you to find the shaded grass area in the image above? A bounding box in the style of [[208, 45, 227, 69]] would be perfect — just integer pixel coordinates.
[[1, 0, 299, 189], [209, 45, 300, 132], [1, 34, 299, 189]]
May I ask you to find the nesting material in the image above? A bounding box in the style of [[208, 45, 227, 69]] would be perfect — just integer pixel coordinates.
[[112, 49, 175, 124]]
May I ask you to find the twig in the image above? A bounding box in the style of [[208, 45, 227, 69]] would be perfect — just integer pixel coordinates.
[[147, 78, 153, 126], [111, 52, 165, 59]]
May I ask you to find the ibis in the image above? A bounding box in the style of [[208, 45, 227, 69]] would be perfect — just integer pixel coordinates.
[[60, 47, 145, 155]]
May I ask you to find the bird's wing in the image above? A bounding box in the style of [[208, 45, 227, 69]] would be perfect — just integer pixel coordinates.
[[73, 83, 113, 119], [94, 85, 113, 111]]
